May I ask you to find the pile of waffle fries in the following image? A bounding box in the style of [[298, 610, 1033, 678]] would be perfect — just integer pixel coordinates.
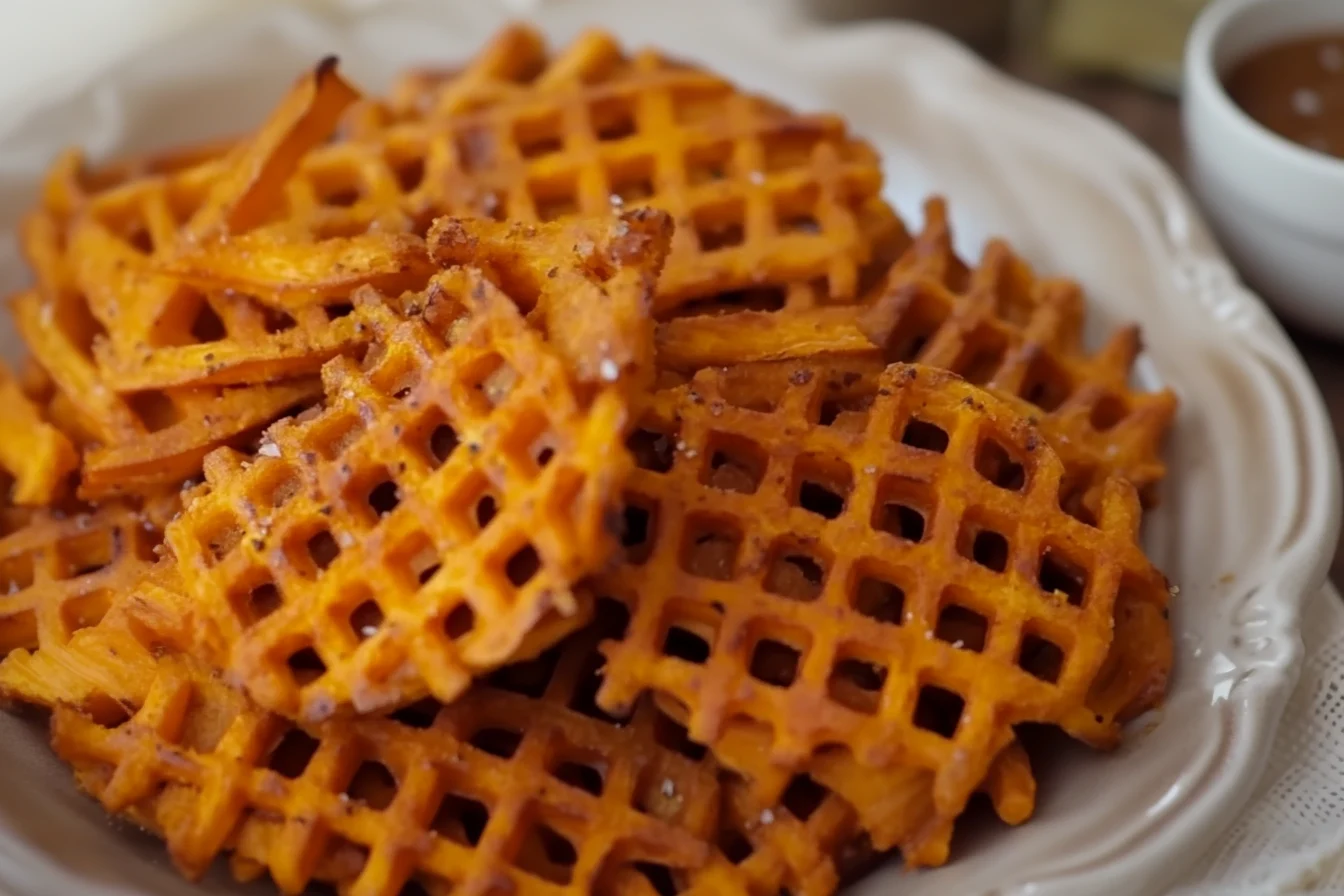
[[0, 24, 1178, 895]]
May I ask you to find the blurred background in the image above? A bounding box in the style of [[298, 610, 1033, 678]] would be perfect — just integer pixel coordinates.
[[802, 0, 1206, 168], [0, 0, 1212, 174], [0, 0, 1218, 178]]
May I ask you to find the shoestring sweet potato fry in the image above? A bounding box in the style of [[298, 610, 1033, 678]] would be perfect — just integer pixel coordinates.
[[12, 280, 321, 502], [69, 61, 401, 393], [155, 229, 437, 310], [70, 216, 388, 390], [186, 57, 361, 241]]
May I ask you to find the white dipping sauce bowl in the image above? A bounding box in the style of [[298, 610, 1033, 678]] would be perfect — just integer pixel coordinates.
[[1184, 0, 1344, 338]]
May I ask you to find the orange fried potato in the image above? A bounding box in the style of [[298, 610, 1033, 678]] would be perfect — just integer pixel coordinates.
[[157, 230, 435, 309], [0, 360, 77, 505], [657, 198, 1178, 507], [189, 57, 360, 239], [169, 214, 667, 721], [85, 28, 891, 397], [69, 171, 388, 392], [667, 712, 1035, 867], [0, 495, 175, 655], [427, 209, 673, 389], [14, 177, 330, 499]]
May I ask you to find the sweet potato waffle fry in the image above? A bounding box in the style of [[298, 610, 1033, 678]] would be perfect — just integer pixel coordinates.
[[0, 494, 175, 657], [4, 578, 1030, 892], [367, 27, 621, 127], [9, 583, 851, 895], [858, 202, 1177, 507], [595, 360, 1169, 821], [0, 559, 835, 895], [37, 140, 234, 229], [399, 31, 887, 316], [686, 714, 1035, 866], [170, 213, 666, 721]]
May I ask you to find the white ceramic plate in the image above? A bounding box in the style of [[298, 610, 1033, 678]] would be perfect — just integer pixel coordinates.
[[0, 2, 1336, 894]]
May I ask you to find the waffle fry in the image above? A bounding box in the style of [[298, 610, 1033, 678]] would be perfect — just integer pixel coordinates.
[[0, 360, 77, 505], [17, 579, 863, 895], [595, 361, 1169, 821], [8, 575, 1031, 891], [0, 494, 175, 657], [370, 26, 609, 126], [45, 649, 713, 892], [660, 199, 1178, 506], [39, 141, 234, 226], [858, 201, 1177, 508], [407, 25, 889, 316], [170, 213, 666, 721], [0, 566, 189, 710]]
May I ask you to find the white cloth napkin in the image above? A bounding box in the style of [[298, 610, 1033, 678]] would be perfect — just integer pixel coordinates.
[[1177, 584, 1344, 895]]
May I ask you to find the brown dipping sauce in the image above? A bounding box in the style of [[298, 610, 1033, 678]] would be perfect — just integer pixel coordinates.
[[1224, 32, 1344, 158]]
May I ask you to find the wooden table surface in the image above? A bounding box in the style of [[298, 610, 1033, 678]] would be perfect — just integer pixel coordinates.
[[999, 60, 1344, 588]]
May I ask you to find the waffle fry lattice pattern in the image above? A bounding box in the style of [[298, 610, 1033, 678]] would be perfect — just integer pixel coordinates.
[[655, 197, 1177, 507], [596, 362, 1169, 815], [169, 267, 635, 722], [859, 201, 1178, 507], [89, 25, 887, 353], [0, 497, 174, 656]]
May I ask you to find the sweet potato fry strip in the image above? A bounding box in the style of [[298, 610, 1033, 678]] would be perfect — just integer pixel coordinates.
[[187, 57, 360, 241], [155, 231, 435, 309]]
